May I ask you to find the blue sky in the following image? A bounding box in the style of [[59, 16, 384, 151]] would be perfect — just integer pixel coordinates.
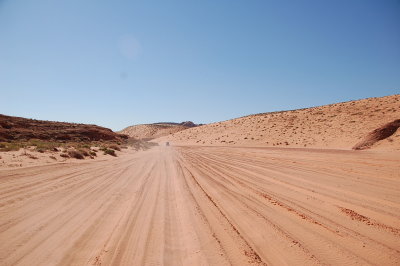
[[0, 0, 399, 131]]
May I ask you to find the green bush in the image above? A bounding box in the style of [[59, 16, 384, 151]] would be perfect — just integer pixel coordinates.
[[103, 148, 117, 157]]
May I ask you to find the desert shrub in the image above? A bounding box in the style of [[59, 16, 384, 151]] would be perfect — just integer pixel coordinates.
[[78, 149, 90, 157], [60, 153, 69, 158], [103, 148, 117, 157], [79, 143, 91, 149], [68, 150, 84, 159], [89, 151, 97, 156], [108, 144, 121, 151]]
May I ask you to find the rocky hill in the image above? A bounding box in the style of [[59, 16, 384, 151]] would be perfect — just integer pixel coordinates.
[[0, 114, 127, 142]]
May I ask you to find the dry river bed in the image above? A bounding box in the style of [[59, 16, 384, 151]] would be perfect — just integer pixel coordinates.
[[0, 146, 399, 265]]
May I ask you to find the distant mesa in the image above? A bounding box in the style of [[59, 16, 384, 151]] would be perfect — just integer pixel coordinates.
[[179, 121, 197, 127], [0, 114, 127, 142]]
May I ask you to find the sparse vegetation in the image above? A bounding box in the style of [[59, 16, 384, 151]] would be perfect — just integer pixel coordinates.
[[29, 139, 59, 151], [108, 144, 121, 151], [78, 149, 90, 157], [102, 148, 117, 157], [0, 139, 125, 154], [0, 142, 24, 152]]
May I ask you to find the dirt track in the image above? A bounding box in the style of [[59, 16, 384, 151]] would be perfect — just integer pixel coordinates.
[[1, 146, 399, 265]]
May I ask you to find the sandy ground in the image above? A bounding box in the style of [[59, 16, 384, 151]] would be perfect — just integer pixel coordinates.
[[0, 147, 129, 170], [1, 145, 399, 265]]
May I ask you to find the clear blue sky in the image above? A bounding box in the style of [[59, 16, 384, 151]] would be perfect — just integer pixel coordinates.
[[1, 0, 399, 131]]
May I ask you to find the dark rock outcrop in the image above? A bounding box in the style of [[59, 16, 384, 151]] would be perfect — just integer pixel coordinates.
[[353, 119, 400, 150], [0, 114, 127, 142]]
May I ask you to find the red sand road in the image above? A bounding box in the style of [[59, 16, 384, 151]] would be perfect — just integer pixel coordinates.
[[0, 146, 399, 265]]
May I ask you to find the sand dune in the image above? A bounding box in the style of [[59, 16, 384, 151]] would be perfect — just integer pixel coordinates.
[[1, 146, 399, 265], [119, 122, 197, 140], [157, 95, 400, 150]]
